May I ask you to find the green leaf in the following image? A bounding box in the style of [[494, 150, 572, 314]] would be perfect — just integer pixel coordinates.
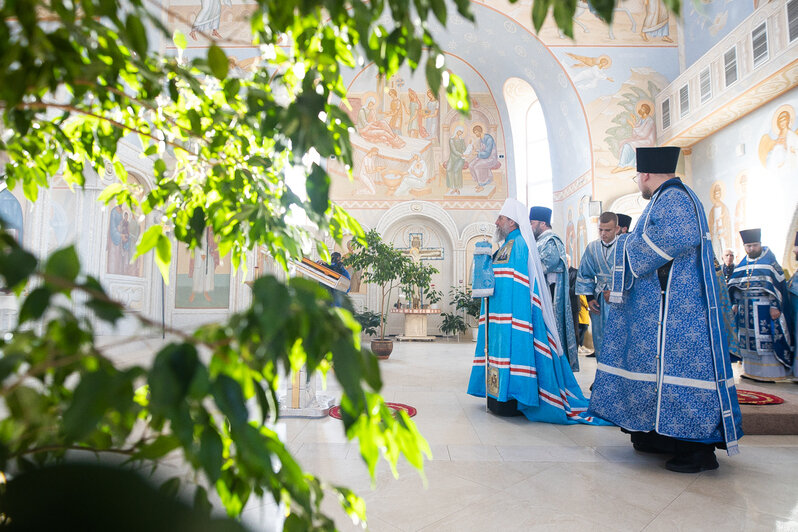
[[208, 45, 229, 80], [135, 225, 163, 259], [173, 29, 188, 50], [155, 233, 172, 282], [211, 375, 248, 429], [125, 15, 149, 56], [0, 247, 37, 289], [44, 246, 80, 283], [306, 164, 330, 215], [136, 434, 181, 460], [532, 0, 552, 31], [553, 0, 577, 39], [199, 427, 224, 483], [18, 287, 52, 324], [425, 58, 442, 95], [63, 370, 125, 441], [430, 0, 447, 24]]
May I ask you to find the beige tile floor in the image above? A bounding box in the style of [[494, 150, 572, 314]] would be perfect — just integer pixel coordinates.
[[240, 340, 798, 532]]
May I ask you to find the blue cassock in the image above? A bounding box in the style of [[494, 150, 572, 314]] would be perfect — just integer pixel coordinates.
[[575, 238, 617, 357], [789, 275, 798, 377], [537, 231, 579, 372], [588, 179, 743, 454], [727, 248, 794, 378], [467, 229, 610, 425]]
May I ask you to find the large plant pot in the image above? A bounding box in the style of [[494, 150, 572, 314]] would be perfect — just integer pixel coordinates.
[[469, 327, 479, 342], [370, 339, 394, 360]]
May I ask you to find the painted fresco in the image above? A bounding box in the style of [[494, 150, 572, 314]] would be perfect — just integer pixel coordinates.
[[683, 0, 754, 68], [328, 59, 507, 207], [106, 175, 147, 278], [175, 228, 231, 309], [46, 188, 78, 253], [481, 0, 678, 47], [692, 92, 798, 261], [0, 189, 25, 244]]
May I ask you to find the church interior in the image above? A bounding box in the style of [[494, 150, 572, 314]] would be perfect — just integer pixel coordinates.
[[1, 0, 797, 530]]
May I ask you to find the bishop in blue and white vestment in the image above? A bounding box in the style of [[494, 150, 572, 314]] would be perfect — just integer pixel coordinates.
[[728, 229, 794, 381], [588, 146, 743, 472], [467, 199, 609, 425]]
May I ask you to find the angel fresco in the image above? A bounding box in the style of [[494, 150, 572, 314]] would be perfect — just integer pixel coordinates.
[[566, 53, 614, 89], [758, 105, 798, 170]]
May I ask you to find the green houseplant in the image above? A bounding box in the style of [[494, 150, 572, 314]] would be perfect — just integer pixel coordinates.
[[354, 310, 383, 337], [451, 286, 482, 341], [439, 312, 467, 339]]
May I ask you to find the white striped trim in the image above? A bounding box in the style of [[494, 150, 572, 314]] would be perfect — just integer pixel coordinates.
[[597, 362, 657, 382], [642, 232, 673, 261], [662, 375, 717, 390]]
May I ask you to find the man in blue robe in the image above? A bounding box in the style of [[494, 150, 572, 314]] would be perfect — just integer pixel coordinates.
[[617, 213, 632, 234], [728, 229, 794, 381], [467, 199, 608, 425], [576, 211, 619, 359], [788, 232, 798, 379], [529, 206, 579, 372], [589, 146, 743, 473]]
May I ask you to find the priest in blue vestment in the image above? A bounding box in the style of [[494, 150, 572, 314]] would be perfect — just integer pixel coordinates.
[[588, 146, 743, 473], [788, 232, 798, 379], [529, 206, 579, 372], [728, 229, 794, 381], [467, 199, 609, 425], [576, 211, 620, 359]]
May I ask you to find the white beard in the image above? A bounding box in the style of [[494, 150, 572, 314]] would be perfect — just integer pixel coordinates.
[[494, 226, 508, 245]]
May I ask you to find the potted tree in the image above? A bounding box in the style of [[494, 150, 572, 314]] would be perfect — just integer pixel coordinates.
[[344, 230, 413, 359], [451, 286, 482, 341]]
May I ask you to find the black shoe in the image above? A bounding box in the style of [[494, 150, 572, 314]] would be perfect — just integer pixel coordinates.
[[665, 451, 719, 473], [632, 442, 671, 454], [586, 352, 596, 358]]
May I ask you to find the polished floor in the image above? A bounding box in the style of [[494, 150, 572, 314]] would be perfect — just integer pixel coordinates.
[[238, 340, 798, 532]]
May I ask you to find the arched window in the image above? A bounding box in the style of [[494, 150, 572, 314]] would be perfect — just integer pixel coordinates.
[[503, 78, 553, 208]]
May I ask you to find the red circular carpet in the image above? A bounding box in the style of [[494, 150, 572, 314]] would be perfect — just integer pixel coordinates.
[[329, 402, 417, 420], [737, 389, 785, 405]]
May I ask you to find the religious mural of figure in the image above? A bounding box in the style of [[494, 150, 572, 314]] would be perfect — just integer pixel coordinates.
[[386, 88, 408, 135], [46, 197, 70, 252], [467, 125, 500, 191], [708, 181, 732, 258], [344, 239, 363, 293], [356, 147, 383, 195], [189, 0, 231, 40], [640, 0, 673, 43], [356, 98, 406, 149], [612, 101, 656, 172], [566, 53, 614, 89], [758, 106, 798, 170], [445, 127, 467, 195], [406, 89, 428, 139], [189, 227, 221, 303], [423, 89, 439, 140], [565, 208, 577, 265], [394, 153, 431, 196], [401, 234, 443, 307], [0, 189, 24, 244], [576, 197, 589, 265], [734, 171, 749, 255], [107, 205, 143, 277]]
